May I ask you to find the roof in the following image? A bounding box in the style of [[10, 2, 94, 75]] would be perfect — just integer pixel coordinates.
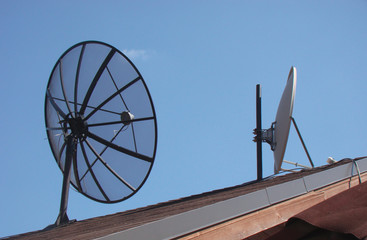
[[265, 180, 367, 240], [5, 157, 367, 240], [293, 181, 367, 239]]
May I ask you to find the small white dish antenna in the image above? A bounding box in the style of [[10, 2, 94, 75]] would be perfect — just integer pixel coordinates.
[[327, 157, 336, 164], [253, 67, 314, 179]]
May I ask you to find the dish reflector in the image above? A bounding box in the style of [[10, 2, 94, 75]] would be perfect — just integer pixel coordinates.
[[45, 41, 157, 204], [273, 67, 297, 173]]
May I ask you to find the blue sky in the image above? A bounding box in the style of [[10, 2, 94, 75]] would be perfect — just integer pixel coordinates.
[[1, 0, 367, 237]]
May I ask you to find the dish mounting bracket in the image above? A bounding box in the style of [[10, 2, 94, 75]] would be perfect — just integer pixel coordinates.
[[253, 122, 276, 151]]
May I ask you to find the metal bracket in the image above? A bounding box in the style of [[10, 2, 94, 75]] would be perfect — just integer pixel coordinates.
[[290, 117, 314, 168], [253, 122, 276, 151]]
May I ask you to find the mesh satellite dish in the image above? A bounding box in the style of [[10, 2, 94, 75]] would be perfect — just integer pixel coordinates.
[[45, 41, 157, 226], [253, 67, 313, 179]]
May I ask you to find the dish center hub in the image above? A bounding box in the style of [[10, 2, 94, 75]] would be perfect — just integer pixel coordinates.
[[64, 114, 88, 139]]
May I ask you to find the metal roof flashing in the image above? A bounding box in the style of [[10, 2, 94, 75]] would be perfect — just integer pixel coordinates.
[[96, 157, 367, 240]]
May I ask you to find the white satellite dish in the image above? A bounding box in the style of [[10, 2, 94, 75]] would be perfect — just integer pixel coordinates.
[[253, 66, 314, 179], [273, 67, 297, 173]]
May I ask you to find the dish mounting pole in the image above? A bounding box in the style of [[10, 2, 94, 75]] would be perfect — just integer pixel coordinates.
[[253, 84, 275, 180], [255, 84, 263, 181], [55, 135, 75, 226]]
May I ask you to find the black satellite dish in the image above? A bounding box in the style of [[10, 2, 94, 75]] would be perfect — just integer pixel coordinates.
[[45, 41, 157, 226]]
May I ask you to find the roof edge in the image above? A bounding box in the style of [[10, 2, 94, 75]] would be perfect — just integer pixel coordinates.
[[95, 157, 367, 240]]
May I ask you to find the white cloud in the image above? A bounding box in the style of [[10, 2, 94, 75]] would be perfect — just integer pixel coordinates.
[[122, 49, 150, 61]]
